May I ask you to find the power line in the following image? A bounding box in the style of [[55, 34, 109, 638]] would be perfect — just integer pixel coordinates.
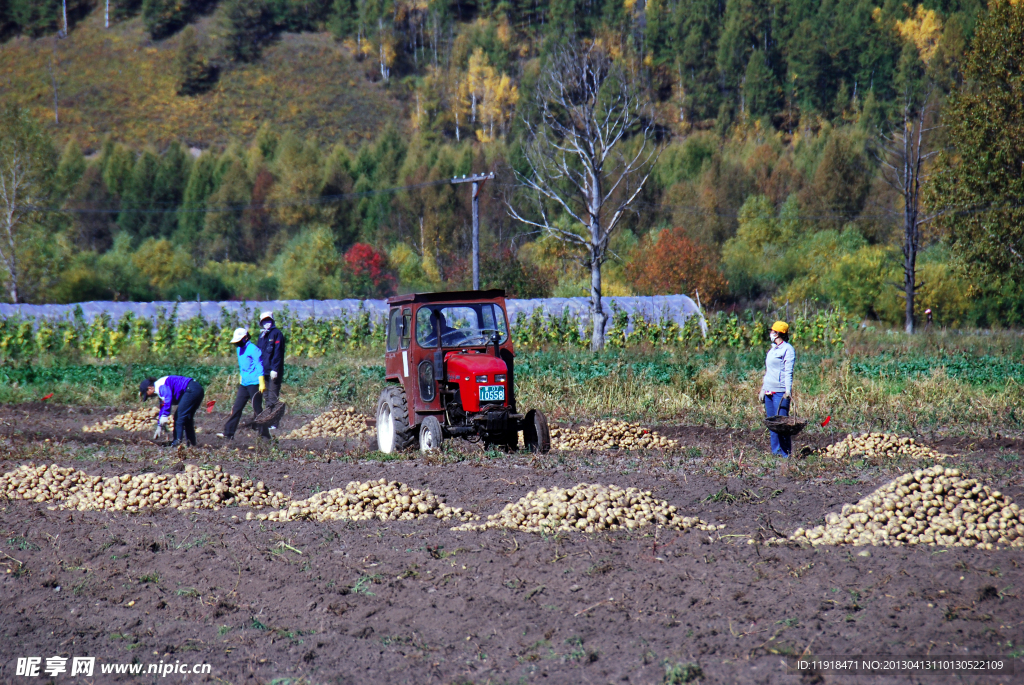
[[18, 177, 1024, 225], [20, 177, 458, 215]]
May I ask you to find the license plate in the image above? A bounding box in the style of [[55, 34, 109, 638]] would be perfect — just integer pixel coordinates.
[[478, 385, 505, 402]]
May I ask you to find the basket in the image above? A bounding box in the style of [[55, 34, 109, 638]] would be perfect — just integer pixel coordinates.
[[249, 402, 287, 428], [764, 415, 807, 436]]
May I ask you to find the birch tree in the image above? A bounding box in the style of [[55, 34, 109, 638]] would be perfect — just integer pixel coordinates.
[[0, 106, 56, 303], [507, 41, 656, 350]]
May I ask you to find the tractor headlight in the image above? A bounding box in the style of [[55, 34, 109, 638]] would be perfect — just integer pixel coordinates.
[[475, 375, 488, 383], [494, 374, 507, 382]]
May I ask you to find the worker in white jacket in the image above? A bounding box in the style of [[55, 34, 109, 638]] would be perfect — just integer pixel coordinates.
[[759, 320, 795, 456]]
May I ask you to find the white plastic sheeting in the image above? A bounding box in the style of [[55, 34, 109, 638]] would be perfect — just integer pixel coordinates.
[[0, 295, 705, 334]]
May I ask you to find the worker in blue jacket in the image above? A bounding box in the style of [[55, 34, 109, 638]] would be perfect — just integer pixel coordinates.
[[219, 328, 269, 440], [140, 375, 205, 447]]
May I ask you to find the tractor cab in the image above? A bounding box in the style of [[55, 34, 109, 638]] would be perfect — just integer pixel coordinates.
[[376, 289, 550, 454]]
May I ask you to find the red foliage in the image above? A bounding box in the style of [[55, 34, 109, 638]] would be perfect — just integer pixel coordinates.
[[344, 243, 397, 297], [627, 228, 727, 301]]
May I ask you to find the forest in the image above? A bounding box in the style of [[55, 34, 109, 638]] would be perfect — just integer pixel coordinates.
[[1, 0, 1023, 330]]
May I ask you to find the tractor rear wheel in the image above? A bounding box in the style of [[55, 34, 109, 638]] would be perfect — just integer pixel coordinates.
[[523, 409, 551, 453], [376, 386, 416, 453], [419, 415, 444, 453]]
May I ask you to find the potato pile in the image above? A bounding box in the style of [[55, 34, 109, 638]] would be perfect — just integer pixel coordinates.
[[282, 407, 371, 440], [789, 465, 1024, 549], [453, 483, 721, 534], [550, 420, 679, 451], [252, 478, 476, 523], [823, 432, 951, 461], [82, 406, 159, 433], [0, 463, 288, 513]]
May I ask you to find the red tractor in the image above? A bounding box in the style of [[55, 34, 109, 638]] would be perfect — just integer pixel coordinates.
[[375, 289, 551, 454]]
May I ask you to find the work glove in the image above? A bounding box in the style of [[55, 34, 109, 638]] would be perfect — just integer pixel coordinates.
[[783, 391, 791, 399], [270, 370, 278, 380], [758, 389, 766, 402], [259, 376, 266, 393], [159, 414, 170, 427], [153, 424, 165, 441]]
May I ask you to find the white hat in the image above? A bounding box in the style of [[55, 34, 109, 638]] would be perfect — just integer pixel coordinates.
[[259, 311, 274, 322], [230, 327, 248, 344]]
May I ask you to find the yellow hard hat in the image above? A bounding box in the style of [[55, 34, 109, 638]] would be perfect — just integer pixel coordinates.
[[771, 320, 789, 334]]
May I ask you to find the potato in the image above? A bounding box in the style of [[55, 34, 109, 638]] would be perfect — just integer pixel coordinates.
[[552, 420, 679, 451], [454, 483, 721, 535], [0, 463, 282, 513], [282, 407, 372, 440], [256, 480, 477, 523], [824, 432, 952, 462], [784, 465, 1024, 549]]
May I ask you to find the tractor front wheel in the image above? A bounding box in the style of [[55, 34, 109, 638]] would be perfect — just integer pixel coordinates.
[[419, 415, 444, 453], [376, 386, 416, 453], [523, 409, 551, 453]]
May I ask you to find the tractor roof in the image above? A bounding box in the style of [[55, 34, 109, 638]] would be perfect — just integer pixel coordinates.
[[386, 289, 507, 305]]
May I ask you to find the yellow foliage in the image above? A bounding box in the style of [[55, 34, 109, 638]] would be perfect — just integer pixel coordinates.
[[496, 18, 513, 46], [132, 239, 194, 292], [896, 6, 943, 62], [460, 48, 519, 140]]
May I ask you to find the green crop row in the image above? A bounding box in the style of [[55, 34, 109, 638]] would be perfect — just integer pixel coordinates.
[[511, 305, 851, 351], [0, 304, 852, 362]]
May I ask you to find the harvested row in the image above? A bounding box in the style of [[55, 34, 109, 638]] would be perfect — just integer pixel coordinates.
[[283, 407, 372, 440], [0, 463, 288, 513], [550, 420, 679, 451], [788, 465, 1024, 549], [253, 479, 476, 523], [454, 483, 720, 534], [82, 406, 159, 433], [823, 432, 951, 461]]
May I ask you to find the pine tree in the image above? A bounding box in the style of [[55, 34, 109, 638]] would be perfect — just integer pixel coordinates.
[[119, 149, 159, 238], [66, 165, 117, 253], [8, 0, 60, 36], [177, 152, 217, 246], [141, 0, 190, 39], [176, 25, 213, 95], [101, 143, 135, 199], [55, 139, 86, 200], [743, 50, 781, 118], [329, 0, 358, 38], [222, 0, 272, 62], [152, 141, 192, 238], [201, 160, 252, 261], [932, 0, 1024, 281]]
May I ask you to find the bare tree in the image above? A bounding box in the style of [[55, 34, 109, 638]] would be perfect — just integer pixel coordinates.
[[874, 84, 942, 334], [0, 107, 55, 303], [507, 41, 656, 350]]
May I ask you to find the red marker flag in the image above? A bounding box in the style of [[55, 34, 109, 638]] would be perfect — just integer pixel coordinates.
[[820, 415, 831, 427], [41, 393, 53, 401], [206, 400, 217, 413]]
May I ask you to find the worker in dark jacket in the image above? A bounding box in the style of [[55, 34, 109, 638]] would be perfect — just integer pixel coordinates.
[[218, 327, 269, 440], [256, 311, 285, 427], [140, 375, 205, 447]]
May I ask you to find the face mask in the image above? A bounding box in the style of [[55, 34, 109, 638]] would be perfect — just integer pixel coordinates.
[[262, 321, 272, 331], [770, 331, 778, 343]]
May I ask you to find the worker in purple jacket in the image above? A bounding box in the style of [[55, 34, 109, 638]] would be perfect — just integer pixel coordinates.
[[140, 375, 205, 447]]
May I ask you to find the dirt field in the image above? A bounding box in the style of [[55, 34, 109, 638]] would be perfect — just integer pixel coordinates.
[[2, 404, 1023, 684]]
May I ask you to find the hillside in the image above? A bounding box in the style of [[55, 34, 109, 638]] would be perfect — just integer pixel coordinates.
[[0, 8, 406, 151]]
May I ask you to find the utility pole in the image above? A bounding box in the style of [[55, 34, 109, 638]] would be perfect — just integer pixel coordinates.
[[450, 172, 494, 290]]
